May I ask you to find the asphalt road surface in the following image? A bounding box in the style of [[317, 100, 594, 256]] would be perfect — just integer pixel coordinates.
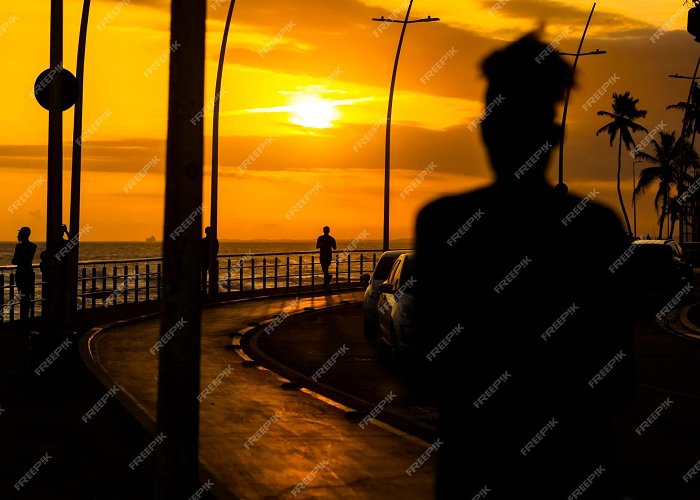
[[246, 298, 700, 500]]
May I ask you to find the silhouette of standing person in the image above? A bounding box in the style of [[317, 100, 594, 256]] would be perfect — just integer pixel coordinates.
[[414, 33, 634, 499], [11, 226, 37, 321], [316, 226, 336, 288], [201, 226, 219, 292]]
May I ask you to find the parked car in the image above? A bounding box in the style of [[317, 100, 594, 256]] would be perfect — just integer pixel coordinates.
[[362, 250, 406, 338], [376, 252, 416, 362], [629, 239, 695, 297]]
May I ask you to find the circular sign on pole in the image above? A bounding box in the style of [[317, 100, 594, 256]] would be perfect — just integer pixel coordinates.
[[34, 68, 79, 111]]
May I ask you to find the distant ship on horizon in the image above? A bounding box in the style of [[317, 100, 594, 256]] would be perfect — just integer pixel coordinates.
[[145, 235, 156, 243]]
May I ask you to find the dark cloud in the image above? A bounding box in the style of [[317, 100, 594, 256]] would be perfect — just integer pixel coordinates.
[[480, 0, 649, 28]]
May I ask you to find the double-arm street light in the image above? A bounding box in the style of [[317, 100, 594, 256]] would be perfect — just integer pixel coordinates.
[[668, 58, 700, 245], [371, 1, 439, 251], [557, 2, 606, 191]]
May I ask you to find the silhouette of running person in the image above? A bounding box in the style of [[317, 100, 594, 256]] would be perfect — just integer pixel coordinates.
[[316, 226, 336, 288], [201, 226, 219, 292], [414, 33, 634, 499], [11, 226, 37, 321]]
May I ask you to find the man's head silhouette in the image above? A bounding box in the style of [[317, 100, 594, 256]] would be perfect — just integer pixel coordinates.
[[323, 226, 330, 235], [480, 32, 573, 182], [17, 227, 30, 242]]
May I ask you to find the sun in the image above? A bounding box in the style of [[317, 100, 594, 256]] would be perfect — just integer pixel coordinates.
[[288, 94, 341, 129]]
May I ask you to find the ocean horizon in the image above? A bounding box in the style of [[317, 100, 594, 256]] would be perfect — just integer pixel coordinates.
[[0, 238, 414, 266]]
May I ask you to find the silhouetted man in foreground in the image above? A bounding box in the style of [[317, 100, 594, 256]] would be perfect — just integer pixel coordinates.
[[12, 226, 37, 321], [415, 33, 634, 499], [316, 226, 336, 288]]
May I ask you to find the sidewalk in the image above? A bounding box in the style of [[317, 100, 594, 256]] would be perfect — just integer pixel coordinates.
[[0, 328, 159, 499], [6, 290, 700, 499], [83, 291, 435, 499]]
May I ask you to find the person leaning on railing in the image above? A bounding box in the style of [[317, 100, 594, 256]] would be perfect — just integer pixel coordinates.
[[11, 226, 37, 321]]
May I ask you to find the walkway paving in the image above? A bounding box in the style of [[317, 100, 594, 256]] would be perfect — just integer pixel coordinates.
[[84, 291, 435, 500], [86, 290, 700, 500]]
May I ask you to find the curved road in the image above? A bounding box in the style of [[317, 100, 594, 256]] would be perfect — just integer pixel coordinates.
[[245, 298, 700, 500]]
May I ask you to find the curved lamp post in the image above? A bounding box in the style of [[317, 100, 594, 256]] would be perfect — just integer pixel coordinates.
[[67, 0, 91, 322], [371, 2, 439, 251], [209, 0, 237, 297], [557, 2, 605, 191]]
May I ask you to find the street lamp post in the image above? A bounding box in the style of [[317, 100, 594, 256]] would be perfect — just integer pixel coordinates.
[[67, 0, 92, 323], [46, 0, 66, 328], [557, 2, 606, 191], [371, 2, 439, 251], [632, 159, 642, 238], [668, 59, 700, 245], [209, 0, 237, 298]]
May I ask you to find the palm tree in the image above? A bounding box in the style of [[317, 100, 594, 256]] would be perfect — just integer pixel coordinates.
[[634, 131, 700, 239], [596, 91, 648, 236]]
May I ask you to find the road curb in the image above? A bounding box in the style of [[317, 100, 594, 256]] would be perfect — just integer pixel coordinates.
[[663, 302, 700, 342], [240, 302, 438, 444], [78, 289, 363, 500]]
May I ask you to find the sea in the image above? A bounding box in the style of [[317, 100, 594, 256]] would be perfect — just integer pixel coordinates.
[[0, 239, 414, 266]]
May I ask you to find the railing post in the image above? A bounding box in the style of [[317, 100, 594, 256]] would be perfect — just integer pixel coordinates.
[[102, 265, 107, 300], [112, 266, 117, 300], [251, 258, 255, 290], [124, 265, 129, 304], [91, 267, 97, 308], [360, 253, 364, 277], [82, 267, 87, 310], [1, 274, 5, 324], [262, 257, 267, 290], [347, 253, 351, 282], [298, 255, 302, 287], [335, 254, 339, 284], [146, 264, 151, 302], [274, 257, 278, 289], [30, 270, 36, 318], [286, 256, 290, 288], [239, 260, 243, 291], [135, 264, 140, 303], [157, 263, 162, 300], [311, 256, 315, 289], [227, 257, 232, 293], [8, 274, 15, 322]]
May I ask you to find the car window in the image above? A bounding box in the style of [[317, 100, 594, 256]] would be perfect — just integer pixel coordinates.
[[632, 245, 673, 266], [373, 254, 399, 280], [400, 255, 416, 291], [387, 258, 402, 289], [669, 243, 683, 259]]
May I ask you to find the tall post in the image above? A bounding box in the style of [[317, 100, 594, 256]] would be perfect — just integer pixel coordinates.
[[209, 0, 236, 297], [46, 0, 65, 328], [382, 1, 413, 251], [156, 0, 206, 497], [668, 56, 700, 245], [372, 2, 439, 251], [67, 0, 91, 323], [558, 2, 597, 190], [632, 159, 642, 238]]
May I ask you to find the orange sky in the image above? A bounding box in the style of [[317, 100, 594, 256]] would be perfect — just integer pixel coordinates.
[[1, 1, 699, 241]]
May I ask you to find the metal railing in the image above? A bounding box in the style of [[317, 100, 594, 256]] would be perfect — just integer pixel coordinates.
[[1, 249, 405, 323]]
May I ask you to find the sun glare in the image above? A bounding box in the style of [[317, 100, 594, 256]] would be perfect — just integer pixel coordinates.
[[288, 94, 341, 129]]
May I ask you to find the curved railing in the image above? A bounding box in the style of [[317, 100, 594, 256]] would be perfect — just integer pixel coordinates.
[[1, 249, 406, 323]]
